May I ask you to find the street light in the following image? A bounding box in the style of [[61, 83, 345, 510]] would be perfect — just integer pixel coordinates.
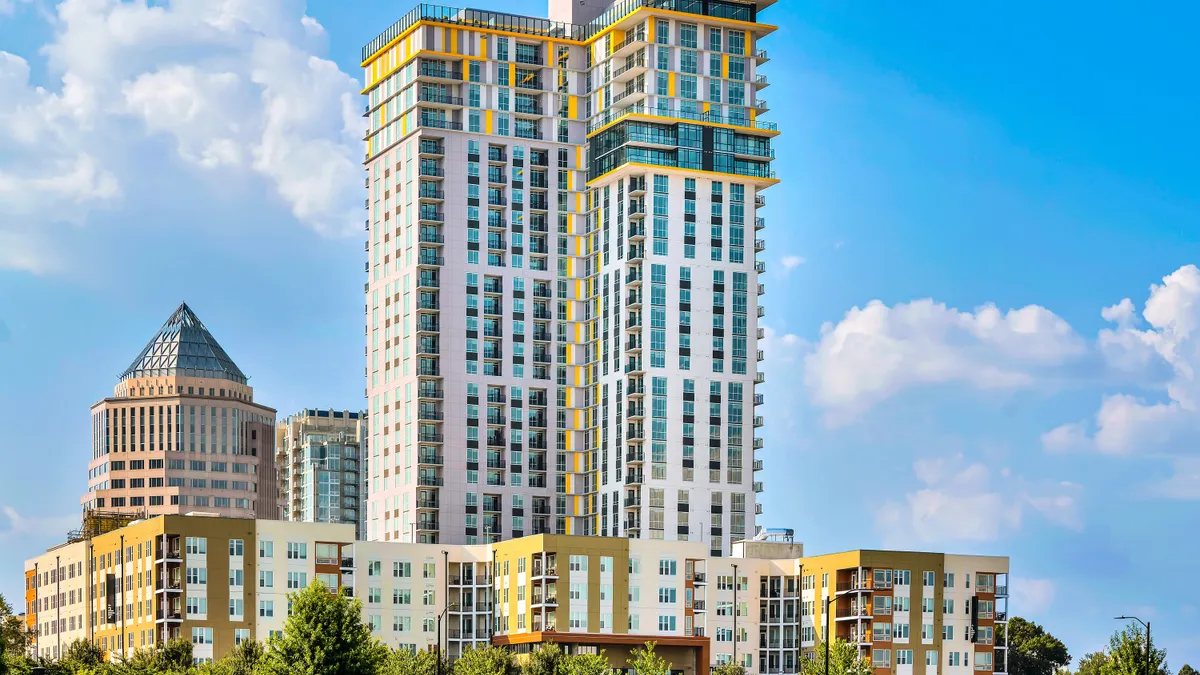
[[823, 593, 836, 675], [1115, 616, 1151, 675], [436, 550, 450, 675], [732, 563, 739, 669]]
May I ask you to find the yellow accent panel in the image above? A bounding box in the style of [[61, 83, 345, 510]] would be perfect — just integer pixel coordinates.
[[668, 72, 676, 97], [401, 116, 407, 135], [481, 36, 488, 59], [575, 145, 583, 169], [722, 54, 730, 79], [576, 192, 582, 213], [565, 518, 572, 535], [703, 102, 711, 113], [508, 63, 514, 85], [647, 18, 655, 43], [485, 110, 494, 134], [750, 108, 757, 121], [612, 30, 625, 56], [567, 171, 573, 191], [568, 96, 578, 119]]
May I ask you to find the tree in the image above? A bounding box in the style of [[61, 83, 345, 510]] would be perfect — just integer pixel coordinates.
[[1077, 652, 1111, 675], [59, 638, 106, 673], [204, 638, 266, 675], [711, 664, 747, 675], [0, 594, 33, 675], [1102, 622, 1169, 675], [559, 651, 611, 675], [384, 646, 443, 675], [800, 639, 873, 675], [1177, 666, 1195, 675], [113, 637, 195, 675], [453, 645, 517, 675], [259, 581, 387, 675], [1002, 618, 1072, 675], [628, 642, 671, 675], [522, 642, 564, 675]]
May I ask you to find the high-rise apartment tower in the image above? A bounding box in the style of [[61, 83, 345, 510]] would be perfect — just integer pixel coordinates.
[[276, 409, 368, 538], [363, 0, 777, 554], [81, 303, 278, 519]]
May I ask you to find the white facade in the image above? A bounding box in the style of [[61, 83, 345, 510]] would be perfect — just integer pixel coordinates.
[[253, 520, 357, 640], [362, 0, 775, 556]]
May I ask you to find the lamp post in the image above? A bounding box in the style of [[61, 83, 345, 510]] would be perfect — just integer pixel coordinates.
[[436, 550, 449, 675], [1115, 616, 1151, 675], [824, 594, 836, 675], [731, 563, 739, 670]]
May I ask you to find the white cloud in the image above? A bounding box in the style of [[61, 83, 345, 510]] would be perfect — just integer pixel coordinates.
[[1010, 577, 1056, 615], [875, 454, 1081, 545], [805, 298, 1086, 425], [0, 0, 362, 273], [781, 254, 806, 271], [1042, 265, 1200, 461], [1147, 458, 1200, 500], [0, 506, 79, 543]]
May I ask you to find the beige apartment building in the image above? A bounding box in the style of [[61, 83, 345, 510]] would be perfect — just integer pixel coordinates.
[[23, 516, 1010, 674], [81, 303, 277, 520]]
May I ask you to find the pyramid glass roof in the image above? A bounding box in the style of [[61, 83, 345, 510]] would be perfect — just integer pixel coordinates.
[[119, 303, 248, 385]]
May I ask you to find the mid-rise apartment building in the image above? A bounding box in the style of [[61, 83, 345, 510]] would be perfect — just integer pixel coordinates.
[[275, 409, 368, 538], [23, 516, 1010, 675], [362, 0, 777, 556], [81, 303, 277, 519]]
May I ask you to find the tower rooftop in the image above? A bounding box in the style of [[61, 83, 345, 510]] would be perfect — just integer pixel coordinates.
[[119, 303, 247, 385]]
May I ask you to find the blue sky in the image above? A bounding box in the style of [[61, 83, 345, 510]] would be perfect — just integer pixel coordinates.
[[2, 0, 1199, 666]]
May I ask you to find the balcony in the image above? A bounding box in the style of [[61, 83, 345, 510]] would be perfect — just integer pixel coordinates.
[[419, 64, 463, 80], [417, 496, 440, 509], [419, 92, 464, 106], [418, 387, 444, 400], [418, 474, 443, 487], [418, 453, 444, 465], [418, 431, 444, 443]]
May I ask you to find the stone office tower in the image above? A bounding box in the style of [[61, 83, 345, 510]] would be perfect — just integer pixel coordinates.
[[362, 0, 777, 555], [82, 303, 278, 519]]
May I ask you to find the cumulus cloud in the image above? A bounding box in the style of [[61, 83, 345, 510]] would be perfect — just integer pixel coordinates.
[[1010, 577, 1056, 615], [875, 454, 1082, 545], [805, 298, 1086, 425], [0, 506, 79, 543], [0, 0, 362, 273], [781, 255, 806, 272], [1042, 265, 1200, 460]]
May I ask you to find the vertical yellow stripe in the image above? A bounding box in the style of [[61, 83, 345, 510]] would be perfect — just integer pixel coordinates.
[[485, 110, 494, 134], [750, 108, 757, 121], [450, 28, 457, 55], [481, 35, 487, 59], [722, 55, 729, 79], [647, 19, 655, 43], [668, 72, 676, 97], [508, 63, 514, 85], [575, 145, 583, 169], [568, 96, 578, 119], [401, 116, 407, 135]]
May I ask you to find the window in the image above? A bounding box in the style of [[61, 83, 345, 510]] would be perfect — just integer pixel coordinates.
[[943, 599, 954, 614], [569, 555, 588, 572], [894, 569, 911, 585], [259, 600, 274, 617], [287, 572, 307, 589], [894, 623, 909, 640], [923, 571, 935, 586], [258, 540, 273, 558], [229, 539, 243, 556], [228, 598, 244, 619], [657, 615, 676, 632], [287, 542, 307, 560], [975, 652, 993, 671], [394, 561, 412, 578], [185, 568, 207, 585], [423, 562, 437, 579], [949, 652, 962, 667], [658, 559, 677, 576], [923, 597, 935, 613], [923, 623, 935, 640], [185, 537, 206, 555], [185, 596, 206, 615], [943, 625, 954, 641], [229, 569, 244, 587], [873, 650, 891, 668], [927, 651, 940, 666], [235, 629, 251, 645], [897, 650, 913, 665], [944, 572, 955, 588], [191, 627, 213, 645], [258, 570, 273, 588]]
